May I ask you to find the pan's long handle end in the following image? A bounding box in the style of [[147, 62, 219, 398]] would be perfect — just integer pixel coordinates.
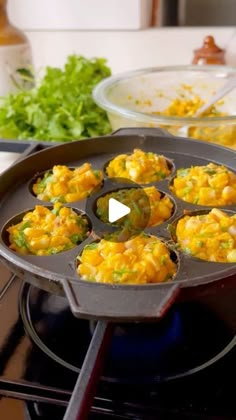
[[63, 321, 113, 420]]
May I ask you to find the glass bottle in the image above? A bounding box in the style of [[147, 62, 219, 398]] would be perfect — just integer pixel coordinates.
[[0, 0, 33, 95]]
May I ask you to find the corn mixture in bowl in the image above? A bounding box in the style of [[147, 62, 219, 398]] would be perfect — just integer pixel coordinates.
[[171, 163, 236, 206], [7, 203, 89, 256], [153, 89, 236, 148], [175, 208, 236, 263], [153, 90, 224, 118], [106, 149, 171, 183], [93, 66, 236, 150], [32, 163, 103, 203], [77, 233, 177, 284], [96, 186, 173, 228]]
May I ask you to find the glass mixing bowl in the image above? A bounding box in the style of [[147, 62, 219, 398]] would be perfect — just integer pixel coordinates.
[[93, 65, 236, 150]]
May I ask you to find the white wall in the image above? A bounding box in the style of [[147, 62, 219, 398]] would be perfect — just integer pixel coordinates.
[[23, 28, 236, 74], [7, 0, 236, 73], [8, 0, 153, 30]]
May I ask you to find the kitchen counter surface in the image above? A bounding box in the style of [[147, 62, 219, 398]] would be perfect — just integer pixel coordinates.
[[0, 152, 21, 172]]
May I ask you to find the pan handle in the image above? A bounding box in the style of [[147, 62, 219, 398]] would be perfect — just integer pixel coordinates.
[[111, 127, 174, 138], [62, 280, 180, 321], [63, 321, 113, 420]]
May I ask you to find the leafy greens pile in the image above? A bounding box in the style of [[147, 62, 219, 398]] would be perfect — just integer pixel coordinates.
[[0, 55, 112, 142]]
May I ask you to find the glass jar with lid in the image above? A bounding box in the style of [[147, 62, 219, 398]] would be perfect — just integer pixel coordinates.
[[192, 35, 225, 65]]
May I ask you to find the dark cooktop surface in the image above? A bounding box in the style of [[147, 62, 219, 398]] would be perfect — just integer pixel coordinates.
[[0, 262, 236, 419], [20, 281, 235, 384]]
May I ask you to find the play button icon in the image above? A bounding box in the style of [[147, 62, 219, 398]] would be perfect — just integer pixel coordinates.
[[85, 177, 150, 242], [108, 198, 131, 223]]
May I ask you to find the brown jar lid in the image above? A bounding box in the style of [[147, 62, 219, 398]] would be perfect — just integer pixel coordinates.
[[192, 35, 225, 64]]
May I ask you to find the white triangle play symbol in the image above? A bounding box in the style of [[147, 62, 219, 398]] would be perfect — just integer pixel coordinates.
[[108, 198, 131, 223]]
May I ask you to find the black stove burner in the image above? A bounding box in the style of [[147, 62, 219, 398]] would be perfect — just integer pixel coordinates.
[[20, 283, 236, 385], [0, 268, 235, 419]]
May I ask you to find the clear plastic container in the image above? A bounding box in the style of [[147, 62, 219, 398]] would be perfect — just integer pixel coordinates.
[[93, 65, 236, 150]]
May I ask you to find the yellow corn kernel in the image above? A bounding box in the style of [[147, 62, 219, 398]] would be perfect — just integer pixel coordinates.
[[29, 235, 50, 250], [24, 228, 45, 238], [227, 250, 236, 262], [222, 186, 236, 202], [65, 193, 82, 202]]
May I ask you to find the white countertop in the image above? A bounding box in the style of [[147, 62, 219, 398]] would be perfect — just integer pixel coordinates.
[[0, 152, 21, 173]]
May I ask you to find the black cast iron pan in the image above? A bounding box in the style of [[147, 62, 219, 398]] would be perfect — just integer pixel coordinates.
[[0, 127, 235, 321]]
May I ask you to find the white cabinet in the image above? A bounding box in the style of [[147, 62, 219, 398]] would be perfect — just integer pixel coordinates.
[[8, 0, 153, 30]]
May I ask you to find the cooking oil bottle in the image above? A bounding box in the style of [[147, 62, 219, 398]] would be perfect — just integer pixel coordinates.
[[0, 0, 33, 95]]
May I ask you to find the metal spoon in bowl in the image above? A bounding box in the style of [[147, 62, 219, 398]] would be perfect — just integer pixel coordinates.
[[179, 75, 236, 137]]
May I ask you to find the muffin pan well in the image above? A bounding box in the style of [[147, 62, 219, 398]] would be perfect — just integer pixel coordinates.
[[76, 233, 179, 285], [3, 204, 91, 256], [170, 208, 236, 263], [94, 186, 174, 228], [104, 149, 174, 183], [0, 129, 235, 321], [170, 162, 236, 207], [31, 163, 103, 203]]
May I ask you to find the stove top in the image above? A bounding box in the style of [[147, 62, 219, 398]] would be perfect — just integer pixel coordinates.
[[0, 263, 236, 419]]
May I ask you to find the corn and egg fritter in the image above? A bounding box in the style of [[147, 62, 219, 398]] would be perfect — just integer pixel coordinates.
[[171, 163, 236, 206], [176, 208, 236, 263], [106, 149, 171, 183], [96, 186, 173, 228], [77, 234, 177, 284], [7, 202, 89, 256], [32, 163, 103, 203]]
